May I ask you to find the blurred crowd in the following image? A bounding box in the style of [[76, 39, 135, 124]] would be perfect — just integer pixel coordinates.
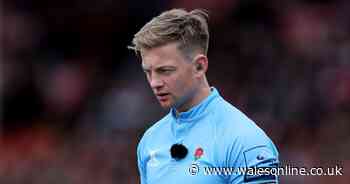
[[1, 0, 349, 183]]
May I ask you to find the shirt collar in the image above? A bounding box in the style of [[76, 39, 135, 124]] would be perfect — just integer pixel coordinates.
[[170, 87, 220, 122]]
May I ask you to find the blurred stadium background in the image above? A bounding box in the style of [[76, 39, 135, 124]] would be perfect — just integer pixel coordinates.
[[1, 0, 349, 183]]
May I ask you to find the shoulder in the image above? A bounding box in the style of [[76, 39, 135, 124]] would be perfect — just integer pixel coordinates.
[[143, 113, 171, 139], [211, 97, 278, 152], [210, 97, 255, 135], [137, 113, 172, 153], [210, 98, 279, 170]]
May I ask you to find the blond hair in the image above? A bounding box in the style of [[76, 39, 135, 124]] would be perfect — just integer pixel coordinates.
[[128, 9, 209, 59]]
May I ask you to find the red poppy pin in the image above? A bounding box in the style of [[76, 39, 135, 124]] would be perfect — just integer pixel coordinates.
[[194, 147, 204, 161]]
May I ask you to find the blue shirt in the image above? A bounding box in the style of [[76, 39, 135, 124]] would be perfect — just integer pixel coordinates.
[[137, 88, 279, 184]]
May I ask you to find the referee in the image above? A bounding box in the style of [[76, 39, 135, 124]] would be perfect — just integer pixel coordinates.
[[129, 8, 279, 184]]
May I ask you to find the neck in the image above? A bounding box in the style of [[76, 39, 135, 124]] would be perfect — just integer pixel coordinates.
[[175, 80, 211, 113]]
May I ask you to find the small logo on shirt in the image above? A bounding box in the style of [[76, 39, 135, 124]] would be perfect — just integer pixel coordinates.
[[194, 147, 204, 161], [257, 154, 264, 160], [256, 149, 270, 161], [148, 150, 160, 167]]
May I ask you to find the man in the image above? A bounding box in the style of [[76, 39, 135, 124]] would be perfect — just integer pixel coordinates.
[[129, 9, 279, 184]]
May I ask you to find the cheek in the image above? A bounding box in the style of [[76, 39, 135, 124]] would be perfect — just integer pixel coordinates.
[[165, 67, 195, 94], [181, 70, 196, 88], [170, 74, 194, 94], [166, 77, 183, 92]]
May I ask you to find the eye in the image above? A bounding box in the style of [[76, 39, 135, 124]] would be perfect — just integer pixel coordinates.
[[159, 69, 171, 74], [157, 68, 175, 75]]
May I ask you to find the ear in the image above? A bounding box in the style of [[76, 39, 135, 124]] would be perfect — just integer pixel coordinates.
[[193, 54, 208, 76]]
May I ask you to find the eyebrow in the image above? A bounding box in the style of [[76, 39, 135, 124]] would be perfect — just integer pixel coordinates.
[[142, 65, 175, 71], [156, 65, 176, 70]]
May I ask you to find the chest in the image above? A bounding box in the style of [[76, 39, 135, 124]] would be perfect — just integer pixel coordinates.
[[144, 120, 228, 184]]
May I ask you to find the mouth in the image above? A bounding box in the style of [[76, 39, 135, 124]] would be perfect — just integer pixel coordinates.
[[156, 93, 170, 101]]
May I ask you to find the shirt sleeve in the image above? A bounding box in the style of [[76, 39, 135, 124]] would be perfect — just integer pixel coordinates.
[[227, 135, 280, 183]]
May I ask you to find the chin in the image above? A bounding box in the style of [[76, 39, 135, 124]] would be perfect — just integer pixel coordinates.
[[160, 104, 172, 110], [159, 101, 174, 109]]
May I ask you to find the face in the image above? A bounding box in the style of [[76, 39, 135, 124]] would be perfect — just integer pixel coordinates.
[[141, 42, 199, 111]]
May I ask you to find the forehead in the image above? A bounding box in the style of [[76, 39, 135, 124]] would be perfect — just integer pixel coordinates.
[[141, 42, 187, 69]]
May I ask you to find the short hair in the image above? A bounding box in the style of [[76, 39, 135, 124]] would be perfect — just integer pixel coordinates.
[[128, 9, 209, 59]]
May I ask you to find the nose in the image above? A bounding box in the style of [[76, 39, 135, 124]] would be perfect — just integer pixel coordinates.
[[150, 76, 164, 89]]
